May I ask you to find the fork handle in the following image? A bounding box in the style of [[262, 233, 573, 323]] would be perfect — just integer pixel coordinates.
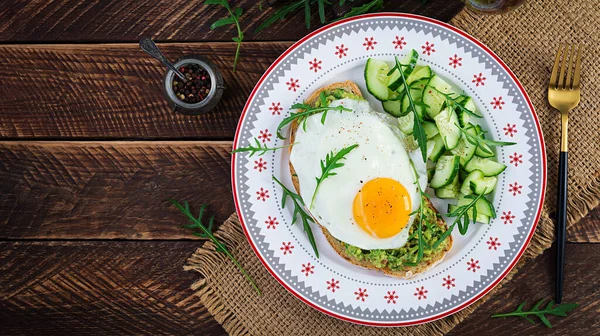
[[556, 150, 568, 304]]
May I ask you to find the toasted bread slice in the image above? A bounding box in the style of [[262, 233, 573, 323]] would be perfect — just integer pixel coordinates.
[[288, 81, 452, 279]]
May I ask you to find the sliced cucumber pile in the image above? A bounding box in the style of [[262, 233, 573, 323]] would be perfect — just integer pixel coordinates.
[[364, 49, 511, 225]]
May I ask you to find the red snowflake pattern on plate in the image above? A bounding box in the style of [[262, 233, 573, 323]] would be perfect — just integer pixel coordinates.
[[335, 44, 348, 58], [421, 41, 435, 55], [414, 286, 428, 300], [256, 187, 269, 201], [491, 97, 505, 110], [327, 278, 340, 292], [392, 36, 407, 49], [355, 288, 369, 302], [504, 123, 517, 137], [509, 152, 523, 166], [467, 258, 480, 272], [286, 78, 300, 92], [258, 129, 272, 143], [472, 73, 487, 86], [449, 54, 462, 68], [508, 182, 522, 196], [442, 275, 456, 289], [301, 262, 315, 276], [265, 216, 278, 229], [384, 291, 398, 304], [363, 37, 377, 51], [501, 211, 516, 224], [280, 242, 294, 255], [487, 237, 501, 250], [254, 158, 267, 172], [269, 102, 283, 115], [309, 58, 322, 73]]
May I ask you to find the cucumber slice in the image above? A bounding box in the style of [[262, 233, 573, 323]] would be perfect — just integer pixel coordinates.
[[382, 99, 402, 117], [400, 83, 425, 117], [459, 168, 468, 181], [423, 121, 439, 139], [387, 50, 419, 91], [448, 204, 491, 224], [397, 112, 414, 134], [456, 97, 476, 127], [430, 155, 460, 188], [434, 106, 461, 150], [435, 175, 460, 199], [473, 125, 495, 158], [460, 169, 484, 195], [406, 66, 433, 85], [365, 59, 391, 100], [423, 75, 452, 118], [464, 156, 507, 176], [403, 134, 419, 151], [427, 134, 445, 162], [470, 176, 498, 195], [451, 125, 477, 166], [457, 195, 496, 218]]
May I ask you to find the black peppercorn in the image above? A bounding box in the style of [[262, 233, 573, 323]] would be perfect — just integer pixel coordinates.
[[171, 63, 213, 104]]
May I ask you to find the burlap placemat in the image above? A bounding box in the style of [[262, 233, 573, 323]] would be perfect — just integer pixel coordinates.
[[186, 1, 599, 334]]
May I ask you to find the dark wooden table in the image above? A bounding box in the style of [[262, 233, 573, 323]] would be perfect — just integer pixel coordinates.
[[0, 1, 598, 335]]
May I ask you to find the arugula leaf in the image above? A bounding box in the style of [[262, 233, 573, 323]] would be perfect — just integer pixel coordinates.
[[254, 0, 306, 34], [231, 137, 294, 157], [204, 0, 244, 72], [170, 200, 261, 295], [492, 300, 578, 328], [402, 160, 427, 267], [273, 176, 319, 257], [457, 124, 516, 156], [390, 55, 428, 162], [276, 103, 352, 139], [341, 0, 384, 19], [432, 193, 487, 249], [310, 144, 359, 208], [430, 87, 482, 119]]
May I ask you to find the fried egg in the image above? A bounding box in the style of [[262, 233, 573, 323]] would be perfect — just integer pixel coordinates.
[[290, 98, 428, 250]]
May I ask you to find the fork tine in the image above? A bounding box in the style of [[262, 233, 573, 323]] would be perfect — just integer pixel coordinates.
[[558, 45, 570, 89], [550, 45, 563, 88], [565, 45, 575, 89], [573, 44, 582, 89]]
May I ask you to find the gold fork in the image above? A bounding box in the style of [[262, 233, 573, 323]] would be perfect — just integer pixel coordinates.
[[547, 44, 582, 304]]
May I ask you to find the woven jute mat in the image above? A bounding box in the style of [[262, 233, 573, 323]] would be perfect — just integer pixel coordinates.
[[185, 0, 600, 334]]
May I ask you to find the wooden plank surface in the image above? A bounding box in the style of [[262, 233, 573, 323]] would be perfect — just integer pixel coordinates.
[[0, 42, 287, 139], [1, 242, 597, 335], [0, 0, 464, 43], [0, 141, 234, 240], [0, 140, 597, 242], [0, 241, 224, 335]]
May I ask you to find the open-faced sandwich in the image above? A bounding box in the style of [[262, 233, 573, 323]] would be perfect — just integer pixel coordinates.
[[287, 81, 453, 279]]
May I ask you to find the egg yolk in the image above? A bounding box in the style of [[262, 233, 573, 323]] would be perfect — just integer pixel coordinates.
[[352, 178, 412, 239]]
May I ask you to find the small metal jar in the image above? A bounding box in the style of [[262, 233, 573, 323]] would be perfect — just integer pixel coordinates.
[[163, 55, 225, 115]]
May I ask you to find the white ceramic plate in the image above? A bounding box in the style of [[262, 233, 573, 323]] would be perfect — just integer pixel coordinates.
[[232, 13, 546, 326]]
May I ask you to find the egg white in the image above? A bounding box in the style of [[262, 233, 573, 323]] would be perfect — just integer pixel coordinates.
[[289, 98, 428, 250]]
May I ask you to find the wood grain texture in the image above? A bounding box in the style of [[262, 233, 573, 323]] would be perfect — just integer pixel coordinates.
[[0, 140, 597, 241], [0, 0, 463, 43], [0, 241, 225, 335], [0, 141, 234, 239], [0, 42, 287, 139], [447, 244, 600, 336]]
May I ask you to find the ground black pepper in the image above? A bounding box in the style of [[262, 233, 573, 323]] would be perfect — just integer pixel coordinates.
[[172, 63, 212, 104]]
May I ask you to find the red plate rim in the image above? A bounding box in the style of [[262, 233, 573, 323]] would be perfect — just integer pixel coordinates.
[[231, 12, 547, 327]]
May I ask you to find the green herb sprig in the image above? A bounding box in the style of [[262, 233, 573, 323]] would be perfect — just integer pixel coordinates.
[[430, 87, 482, 119], [403, 160, 427, 267], [432, 192, 490, 249], [457, 124, 517, 156], [170, 200, 261, 295], [492, 300, 578, 328], [388, 56, 429, 162], [204, 0, 244, 72], [272, 176, 319, 257], [276, 101, 352, 139], [340, 0, 385, 20], [231, 137, 294, 157], [255, 0, 312, 33], [310, 144, 359, 208]]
